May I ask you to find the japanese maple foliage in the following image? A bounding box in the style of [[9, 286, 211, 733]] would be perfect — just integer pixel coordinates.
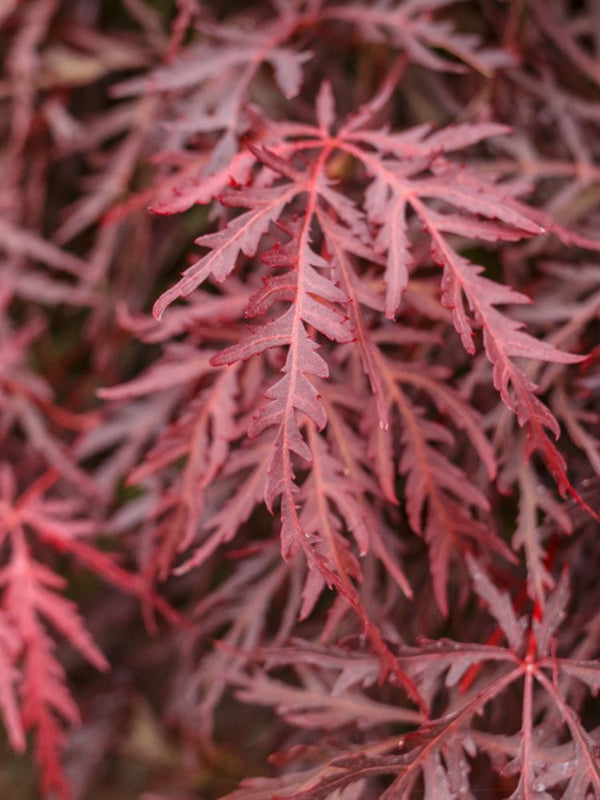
[[0, 0, 600, 798]]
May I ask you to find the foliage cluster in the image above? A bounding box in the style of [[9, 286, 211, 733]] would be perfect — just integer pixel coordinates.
[[1, 1, 600, 798]]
